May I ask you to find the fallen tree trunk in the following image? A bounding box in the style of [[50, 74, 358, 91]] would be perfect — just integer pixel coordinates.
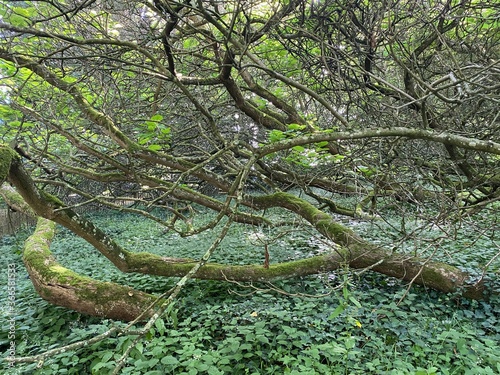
[[4, 175, 484, 297], [0, 145, 490, 321]]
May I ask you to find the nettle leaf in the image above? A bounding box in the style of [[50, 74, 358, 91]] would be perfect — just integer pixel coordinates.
[[292, 145, 305, 152], [161, 355, 179, 365], [328, 302, 347, 320], [349, 296, 362, 308], [101, 351, 113, 362], [155, 318, 166, 335]]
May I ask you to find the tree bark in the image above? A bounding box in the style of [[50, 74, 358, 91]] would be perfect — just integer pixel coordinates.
[[23, 218, 160, 321], [0, 145, 490, 322]]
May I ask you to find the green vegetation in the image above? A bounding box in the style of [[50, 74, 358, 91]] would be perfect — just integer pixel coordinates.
[[1, 208, 498, 374], [1, 0, 499, 373]]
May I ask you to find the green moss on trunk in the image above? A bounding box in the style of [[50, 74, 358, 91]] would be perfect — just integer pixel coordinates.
[[23, 218, 162, 321], [252, 192, 360, 245], [0, 144, 19, 183]]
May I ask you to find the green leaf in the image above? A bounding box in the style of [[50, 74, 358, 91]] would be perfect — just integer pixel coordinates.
[[349, 296, 362, 308], [332, 154, 345, 161], [101, 351, 114, 362], [183, 38, 198, 49], [13, 6, 37, 18], [134, 342, 144, 355], [357, 166, 377, 177], [138, 136, 150, 145], [136, 358, 160, 369], [150, 114, 163, 122], [8, 12, 30, 27], [161, 355, 179, 365], [146, 122, 157, 131], [155, 318, 166, 335], [148, 144, 162, 151], [269, 130, 285, 142], [170, 308, 178, 329], [344, 337, 356, 349], [287, 123, 306, 131], [328, 303, 346, 319]]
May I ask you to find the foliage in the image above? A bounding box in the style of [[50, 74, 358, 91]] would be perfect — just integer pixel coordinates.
[[1, 0, 498, 219], [0, 0, 499, 372], [1, 209, 499, 374]]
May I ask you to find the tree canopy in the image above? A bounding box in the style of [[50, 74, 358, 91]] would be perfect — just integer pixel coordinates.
[[0, 0, 499, 324]]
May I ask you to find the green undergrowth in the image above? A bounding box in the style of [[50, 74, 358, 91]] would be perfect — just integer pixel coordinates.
[[1, 207, 499, 374]]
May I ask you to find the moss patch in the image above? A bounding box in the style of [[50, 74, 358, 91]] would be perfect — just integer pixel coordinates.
[[23, 217, 162, 320], [0, 144, 19, 183]]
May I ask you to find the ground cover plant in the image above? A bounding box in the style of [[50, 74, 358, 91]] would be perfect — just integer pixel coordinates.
[[1, 0, 499, 373], [1, 207, 499, 374], [1, 0, 500, 321]]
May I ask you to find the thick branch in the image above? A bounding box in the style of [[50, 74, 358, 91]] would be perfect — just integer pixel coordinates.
[[23, 218, 160, 321], [257, 127, 500, 157], [1, 146, 489, 300], [221, 58, 287, 130], [251, 192, 487, 300]]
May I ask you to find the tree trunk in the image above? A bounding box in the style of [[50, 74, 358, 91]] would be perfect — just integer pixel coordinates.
[[23, 218, 160, 321], [0, 145, 490, 322]]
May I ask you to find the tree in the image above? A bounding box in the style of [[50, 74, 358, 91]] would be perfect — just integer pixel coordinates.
[[1, 0, 499, 324]]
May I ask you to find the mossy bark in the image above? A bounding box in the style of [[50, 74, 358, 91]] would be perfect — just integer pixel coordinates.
[[0, 184, 35, 215], [0, 144, 19, 184], [250, 192, 487, 299], [23, 218, 161, 321], [1, 145, 490, 322]]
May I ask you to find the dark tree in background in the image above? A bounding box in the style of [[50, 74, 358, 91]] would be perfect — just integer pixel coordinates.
[[0, 0, 499, 320]]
